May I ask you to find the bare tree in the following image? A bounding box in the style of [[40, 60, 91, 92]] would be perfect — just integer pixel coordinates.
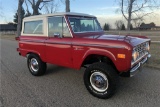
[[119, 0, 160, 30], [44, 0, 59, 13], [115, 20, 124, 30], [17, 0, 24, 37], [27, 0, 52, 15]]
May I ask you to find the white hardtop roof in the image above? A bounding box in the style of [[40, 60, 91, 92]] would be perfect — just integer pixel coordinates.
[[23, 12, 96, 20]]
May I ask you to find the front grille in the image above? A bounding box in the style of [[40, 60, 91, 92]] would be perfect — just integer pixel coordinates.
[[134, 42, 148, 59], [132, 42, 148, 66]]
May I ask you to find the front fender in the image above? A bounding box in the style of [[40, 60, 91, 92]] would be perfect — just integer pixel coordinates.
[[78, 48, 117, 69]]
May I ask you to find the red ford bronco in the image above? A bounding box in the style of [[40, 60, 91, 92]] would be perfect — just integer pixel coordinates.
[[16, 12, 151, 99]]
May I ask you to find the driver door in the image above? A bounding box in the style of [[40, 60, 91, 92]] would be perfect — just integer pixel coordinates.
[[45, 16, 73, 68]]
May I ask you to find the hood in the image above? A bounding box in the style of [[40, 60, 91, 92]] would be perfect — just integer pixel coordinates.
[[82, 34, 150, 47]]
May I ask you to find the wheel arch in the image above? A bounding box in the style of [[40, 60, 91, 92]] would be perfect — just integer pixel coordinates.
[[80, 50, 118, 72], [26, 51, 46, 62], [26, 52, 40, 58], [25, 49, 47, 62]]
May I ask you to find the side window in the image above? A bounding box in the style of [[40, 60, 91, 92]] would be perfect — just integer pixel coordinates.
[[69, 18, 81, 32], [48, 17, 71, 37], [24, 20, 43, 34], [80, 19, 94, 32], [48, 17, 62, 36]]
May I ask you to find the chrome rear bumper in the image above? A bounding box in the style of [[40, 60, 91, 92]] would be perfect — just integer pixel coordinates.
[[130, 54, 151, 77]]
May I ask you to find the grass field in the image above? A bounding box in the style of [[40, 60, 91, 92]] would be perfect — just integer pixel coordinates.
[[149, 43, 160, 69], [0, 34, 16, 40], [105, 30, 160, 42], [105, 30, 160, 36], [1, 33, 160, 69]]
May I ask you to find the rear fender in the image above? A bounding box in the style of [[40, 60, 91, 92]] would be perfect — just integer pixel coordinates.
[[20, 49, 45, 61]]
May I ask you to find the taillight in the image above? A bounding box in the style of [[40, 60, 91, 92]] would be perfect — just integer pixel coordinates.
[[15, 37, 20, 41]]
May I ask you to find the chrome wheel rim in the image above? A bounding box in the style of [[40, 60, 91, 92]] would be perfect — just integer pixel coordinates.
[[90, 71, 108, 92], [30, 58, 39, 72]]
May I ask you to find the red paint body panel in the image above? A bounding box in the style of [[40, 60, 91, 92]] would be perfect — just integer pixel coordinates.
[[18, 33, 150, 72], [45, 37, 73, 68], [71, 37, 132, 72], [19, 36, 47, 62]]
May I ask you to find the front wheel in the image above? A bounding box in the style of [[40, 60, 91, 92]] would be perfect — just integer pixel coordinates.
[[83, 62, 118, 99], [27, 54, 46, 76]]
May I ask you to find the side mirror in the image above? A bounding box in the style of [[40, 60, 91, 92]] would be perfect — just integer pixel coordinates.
[[54, 33, 62, 38]]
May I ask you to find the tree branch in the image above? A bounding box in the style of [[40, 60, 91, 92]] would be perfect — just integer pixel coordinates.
[[37, 0, 52, 10], [25, 0, 30, 14], [28, 0, 33, 5], [39, 2, 46, 10], [132, 1, 147, 13], [121, 0, 128, 20], [131, 12, 154, 20]]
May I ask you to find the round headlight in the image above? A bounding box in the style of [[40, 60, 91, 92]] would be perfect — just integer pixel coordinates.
[[146, 42, 150, 51], [132, 50, 139, 61]]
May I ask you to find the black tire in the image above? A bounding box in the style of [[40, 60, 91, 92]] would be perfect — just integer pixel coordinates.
[[83, 62, 118, 99], [27, 54, 46, 76]]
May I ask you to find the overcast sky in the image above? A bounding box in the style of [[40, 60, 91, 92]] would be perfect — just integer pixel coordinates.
[[0, 0, 160, 28]]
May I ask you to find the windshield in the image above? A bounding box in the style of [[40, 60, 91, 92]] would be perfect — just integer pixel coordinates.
[[68, 17, 102, 33]]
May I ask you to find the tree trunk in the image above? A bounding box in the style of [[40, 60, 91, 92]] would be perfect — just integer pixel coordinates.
[[17, 0, 24, 37], [65, 0, 70, 12], [127, 0, 133, 31], [33, 6, 39, 15], [127, 15, 131, 31]]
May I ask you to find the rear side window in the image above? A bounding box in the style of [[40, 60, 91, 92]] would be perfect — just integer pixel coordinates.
[[23, 20, 43, 34]]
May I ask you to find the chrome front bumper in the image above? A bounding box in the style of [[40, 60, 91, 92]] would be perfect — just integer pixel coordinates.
[[130, 54, 151, 77]]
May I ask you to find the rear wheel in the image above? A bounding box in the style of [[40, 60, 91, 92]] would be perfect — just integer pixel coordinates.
[[27, 54, 46, 76], [83, 62, 118, 99]]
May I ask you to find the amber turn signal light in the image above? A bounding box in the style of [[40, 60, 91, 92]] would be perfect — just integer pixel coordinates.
[[117, 54, 125, 59]]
